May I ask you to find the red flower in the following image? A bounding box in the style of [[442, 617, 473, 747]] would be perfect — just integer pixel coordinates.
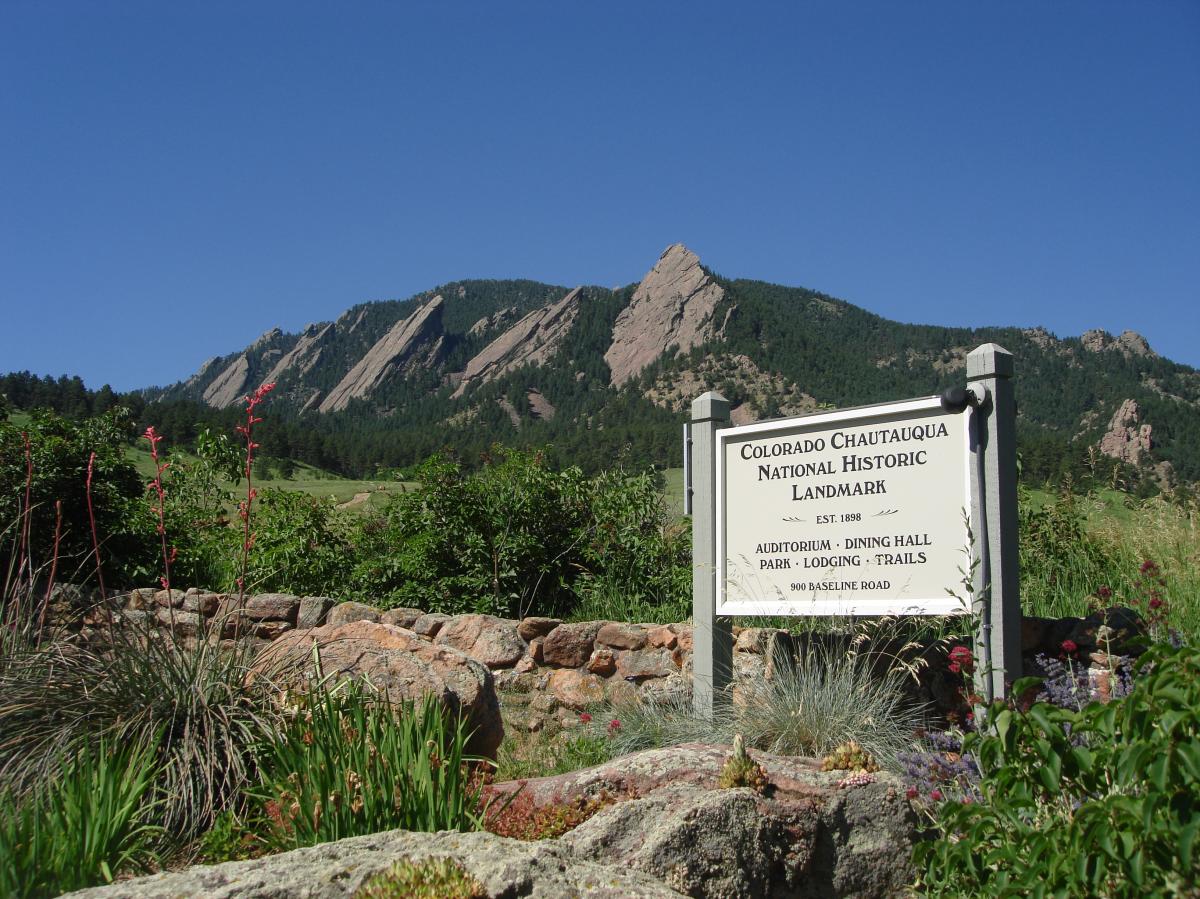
[[608, 718, 621, 732], [1096, 586, 1112, 600], [930, 789, 943, 802], [905, 787, 919, 800], [1061, 639, 1078, 655], [579, 712, 592, 724], [948, 645, 974, 673], [1140, 559, 1159, 575], [1148, 596, 1164, 610]]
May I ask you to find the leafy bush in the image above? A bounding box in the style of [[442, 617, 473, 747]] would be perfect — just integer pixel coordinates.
[[0, 408, 155, 589], [254, 681, 483, 851], [571, 465, 691, 620], [157, 427, 243, 589], [0, 738, 161, 898], [914, 641, 1200, 897], [238, 487, 350, 595], [0, 618, 284, 842], [348, 449, 591, 617], [348, 447, 689, 620]]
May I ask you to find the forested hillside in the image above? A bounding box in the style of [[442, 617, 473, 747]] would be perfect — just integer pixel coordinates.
[[6, 245, 1199, 487]]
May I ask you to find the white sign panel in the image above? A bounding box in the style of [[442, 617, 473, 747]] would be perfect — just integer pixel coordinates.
[[717, 396, 973, 616]]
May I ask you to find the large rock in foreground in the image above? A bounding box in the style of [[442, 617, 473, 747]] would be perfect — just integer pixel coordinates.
[[488, 743, 920, 898], [252, 620, 504, 759], [66, 829, 684, 898]]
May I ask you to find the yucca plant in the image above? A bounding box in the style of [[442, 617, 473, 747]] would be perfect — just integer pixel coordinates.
[[254, 679, 484, 850], [0, 737, 161, 898], [0, 614, 285, 844]]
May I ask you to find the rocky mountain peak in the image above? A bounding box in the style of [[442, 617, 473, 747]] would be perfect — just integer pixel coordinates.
[[1080, 328, 1156, 358], [452, 288, 582, 399], [264, 322, 334, 386], [317, 296, 446, 413], [201, 353, 251, 408], [1098, 398, 1153, 466], [604, 244, 726, 387], [249, 327, 283, 350]]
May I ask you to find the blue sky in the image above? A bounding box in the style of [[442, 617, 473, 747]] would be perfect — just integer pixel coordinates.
[[2, 1, 1197, 392]]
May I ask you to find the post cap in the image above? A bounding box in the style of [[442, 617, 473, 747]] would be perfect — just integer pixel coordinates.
[[967, 343, 1014, 379], [691, 391, 731, 421]]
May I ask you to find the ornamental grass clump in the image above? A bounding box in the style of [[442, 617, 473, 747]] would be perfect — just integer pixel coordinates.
[[254, 679, 484, 851], [594, 691, 728, 757], [735, 642, 924, 766]]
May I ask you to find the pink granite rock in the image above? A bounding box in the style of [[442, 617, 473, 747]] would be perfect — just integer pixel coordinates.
[[435, 614, 526, 669], [253, 620, 503, 759]]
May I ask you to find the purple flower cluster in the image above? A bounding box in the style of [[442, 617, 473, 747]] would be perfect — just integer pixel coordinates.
[[1035, 652, 1137, 709], [1034, 653, 1091, 711], [899, 730, 980, 802]]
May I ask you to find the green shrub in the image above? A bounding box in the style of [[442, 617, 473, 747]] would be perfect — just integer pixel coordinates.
[[157, 426, 243, 589], [254, 681, 483, 850], [0, 738, 161, 898], [239, 487, 350, 595], [571, 465, 691, 620], [0, 408, 156, 589], [914, 641, 1200, 897], [348, 449, 592, 617], [348, 447, 690, 620]]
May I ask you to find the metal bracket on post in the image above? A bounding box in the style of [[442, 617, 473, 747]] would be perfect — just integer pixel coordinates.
[[691, 391, 732, 721], [683, 422, 693, 515], [965, 344, 1021, 701]]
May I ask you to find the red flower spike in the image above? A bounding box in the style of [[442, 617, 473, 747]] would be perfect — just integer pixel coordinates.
[[1060, 639, 1078, 655]]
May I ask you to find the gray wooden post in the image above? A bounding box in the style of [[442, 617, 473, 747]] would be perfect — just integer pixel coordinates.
[[967, 343, 1021, 700], [691, 391, 732, 720]]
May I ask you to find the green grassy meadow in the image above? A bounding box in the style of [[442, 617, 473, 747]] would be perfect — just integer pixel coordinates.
[[125, 443, 408, 512]]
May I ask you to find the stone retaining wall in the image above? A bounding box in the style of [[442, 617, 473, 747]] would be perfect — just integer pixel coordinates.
[[49, 584, 1147, 728]]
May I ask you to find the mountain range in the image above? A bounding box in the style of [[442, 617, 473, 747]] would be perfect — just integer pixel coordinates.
[[153, 245, 1200, 484]]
